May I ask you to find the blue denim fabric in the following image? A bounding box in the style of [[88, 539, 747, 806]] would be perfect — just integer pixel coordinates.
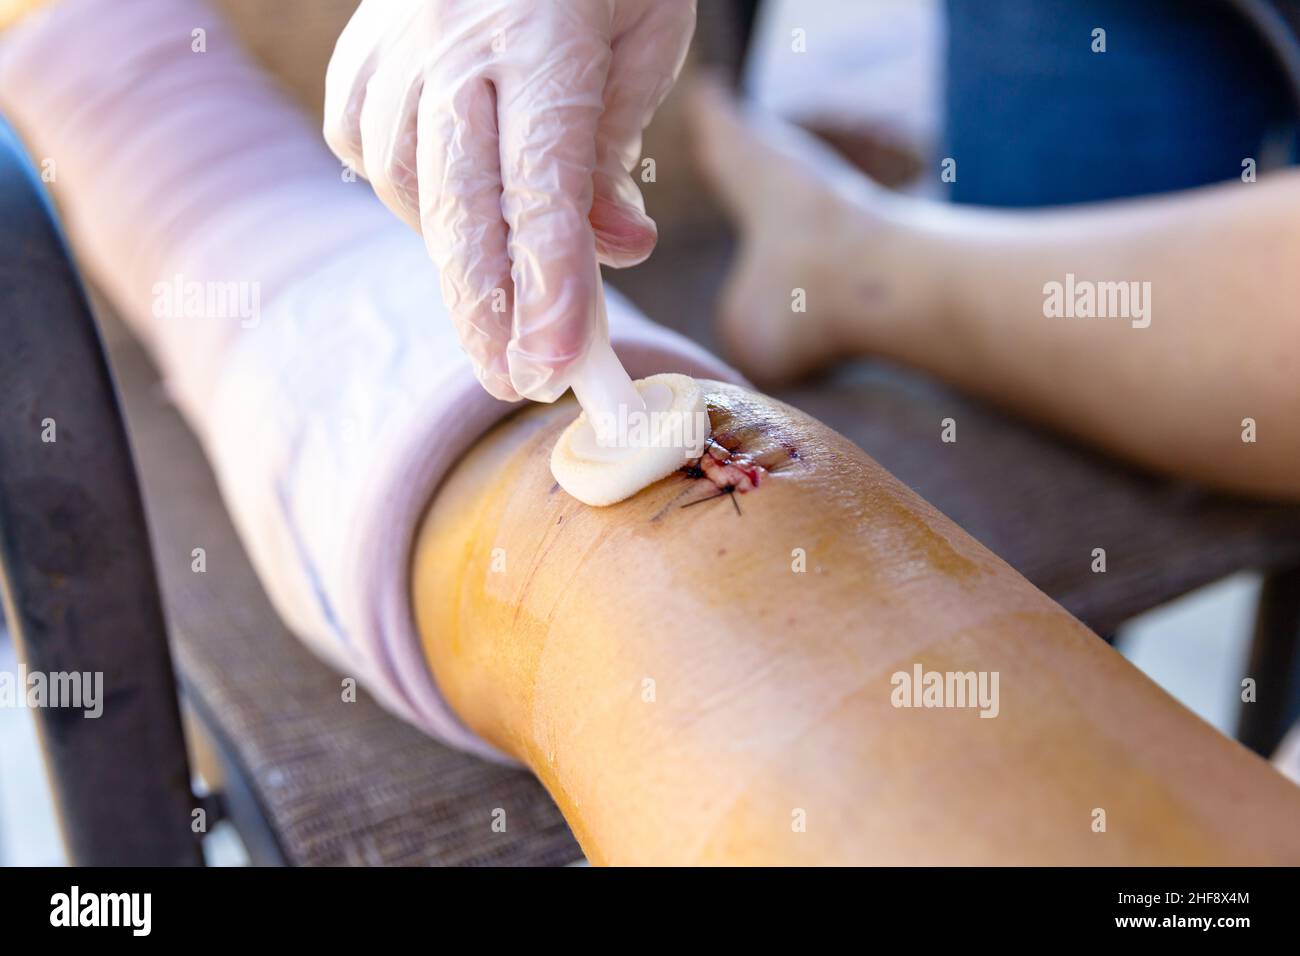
[[943, 0, 1298, 205]]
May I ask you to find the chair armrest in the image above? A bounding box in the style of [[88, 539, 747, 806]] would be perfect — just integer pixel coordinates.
[[0, 116, 202, 865]]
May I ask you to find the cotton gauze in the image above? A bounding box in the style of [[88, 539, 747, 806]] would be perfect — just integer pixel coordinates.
[[551, 373, 709, 506]]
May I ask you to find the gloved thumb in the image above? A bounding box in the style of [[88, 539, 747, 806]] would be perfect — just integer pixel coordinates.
[[588, 1, 696, 268], [590, 173, 657, 267]]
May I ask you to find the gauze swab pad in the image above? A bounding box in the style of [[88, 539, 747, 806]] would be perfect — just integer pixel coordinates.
[[551, 341, 709, 506]]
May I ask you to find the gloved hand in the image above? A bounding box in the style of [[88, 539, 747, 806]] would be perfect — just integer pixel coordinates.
[[324, 0, 696, 402]]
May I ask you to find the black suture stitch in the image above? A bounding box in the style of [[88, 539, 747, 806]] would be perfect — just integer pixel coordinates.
[[681, 490, 730, 509], [674, 431, 801, 517], [680, 484, 742, 517]]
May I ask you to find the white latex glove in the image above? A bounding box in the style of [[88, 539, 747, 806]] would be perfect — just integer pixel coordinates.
[[324, 0, 696, 402]]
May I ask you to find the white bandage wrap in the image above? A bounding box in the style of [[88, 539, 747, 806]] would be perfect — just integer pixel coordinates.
[[0, 0, 743, 762]]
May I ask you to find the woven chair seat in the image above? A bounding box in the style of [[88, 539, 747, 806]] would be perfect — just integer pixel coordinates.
[[101, 306, 580, 866]]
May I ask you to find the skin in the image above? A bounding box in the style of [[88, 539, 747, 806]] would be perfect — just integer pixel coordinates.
[[414, 381, 1300, 865], [687, 79, 1300, 500]]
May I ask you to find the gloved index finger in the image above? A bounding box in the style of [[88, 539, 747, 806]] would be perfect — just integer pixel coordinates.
[[322, 0, 398, 175], [494, 25, 613, 403], [418, 69, 519, 402]]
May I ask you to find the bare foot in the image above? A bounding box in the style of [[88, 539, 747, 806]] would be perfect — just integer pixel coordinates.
[[686, 77, 936, 385]]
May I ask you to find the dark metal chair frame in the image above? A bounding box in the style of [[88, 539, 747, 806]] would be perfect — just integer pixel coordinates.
[[0, 119, 202, 865]]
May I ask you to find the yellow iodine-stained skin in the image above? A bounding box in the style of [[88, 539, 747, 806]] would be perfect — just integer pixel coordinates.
[[413, 381, 1300, 865]]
